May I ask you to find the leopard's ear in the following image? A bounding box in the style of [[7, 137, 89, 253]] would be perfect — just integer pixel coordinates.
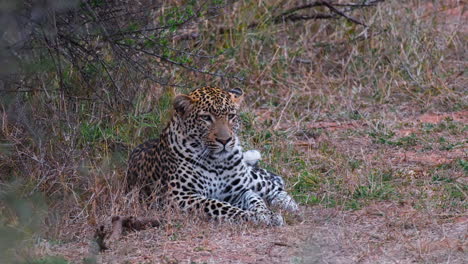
[[173, 94, 192, 116], [228, 88, 244, 107]]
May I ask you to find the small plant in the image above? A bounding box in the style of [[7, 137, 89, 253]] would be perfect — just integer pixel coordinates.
[[432, 175, 454, 183], [369, 131, 419, 148], [368, 130, 396, 145], [458, 159, 468, 172], [348, 159, 362, 171], [352, 170, 395, 201], [422, 119, 467, 135], [291, 170, 321, 205], [28, 256, 69, 264], [344, 200, 362, 210]]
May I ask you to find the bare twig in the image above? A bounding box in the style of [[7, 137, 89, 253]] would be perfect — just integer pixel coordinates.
[[275, 13, 336, 23], [274, 1, 368, 27], [274, 91, 295, 130], [320, 1, 368, 27], [331, 0, 385, 8], [275, 2, 324, 18], [116, 42, 245, 81]]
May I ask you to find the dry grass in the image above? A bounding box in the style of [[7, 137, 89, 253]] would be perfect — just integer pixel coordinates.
[[1, 0, 467, 263]]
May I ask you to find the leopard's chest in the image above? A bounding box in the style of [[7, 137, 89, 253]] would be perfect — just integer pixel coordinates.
[[178, 157, 250, 199]]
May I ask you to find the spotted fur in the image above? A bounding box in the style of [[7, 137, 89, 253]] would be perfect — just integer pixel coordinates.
[[126, 87, 298, 226]]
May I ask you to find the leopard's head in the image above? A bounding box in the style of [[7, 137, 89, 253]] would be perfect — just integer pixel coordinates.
[[172, 86, 244, 156]]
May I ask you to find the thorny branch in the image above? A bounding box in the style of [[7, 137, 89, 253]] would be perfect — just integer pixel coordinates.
[[1, 0, 242, 104]]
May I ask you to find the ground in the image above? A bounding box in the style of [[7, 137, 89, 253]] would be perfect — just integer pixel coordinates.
[[38, 110, 466, 264], [44, 206, 467, 264]]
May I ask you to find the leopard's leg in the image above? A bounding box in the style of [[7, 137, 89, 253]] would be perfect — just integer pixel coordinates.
[[172, 192, 282, 226], [249, 168, 299, 213]]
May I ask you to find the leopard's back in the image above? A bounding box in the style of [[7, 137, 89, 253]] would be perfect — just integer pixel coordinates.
[[126, 138, 172, 203]]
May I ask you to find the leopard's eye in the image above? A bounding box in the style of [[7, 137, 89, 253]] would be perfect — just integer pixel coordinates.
[[199, 114, 212, 122], [228, 113, 236, 120]]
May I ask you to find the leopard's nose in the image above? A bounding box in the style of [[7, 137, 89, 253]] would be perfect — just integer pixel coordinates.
[[215, 137, 232, 146]]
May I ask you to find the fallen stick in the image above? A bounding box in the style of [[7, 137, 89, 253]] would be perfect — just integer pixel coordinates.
[[94, 215, 163, 251]]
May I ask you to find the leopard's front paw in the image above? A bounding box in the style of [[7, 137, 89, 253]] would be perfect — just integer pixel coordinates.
[[271, 192, 299, 213], [269, 213, 285, 226], [250, 211, 284, 226]]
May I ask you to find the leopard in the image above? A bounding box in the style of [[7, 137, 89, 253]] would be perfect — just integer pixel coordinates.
[[126, 86, 298, 226]]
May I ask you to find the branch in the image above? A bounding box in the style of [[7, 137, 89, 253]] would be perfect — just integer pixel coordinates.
[[274, 1, 369, 27], [276, 2, 324, 18], [116, 42, 245, 81], [320, 1, 368, 27], [274, 13, 336, 23], [95, 215, 163, 251], [218, 0, 382, 33], [332, 0, 385, 8]]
